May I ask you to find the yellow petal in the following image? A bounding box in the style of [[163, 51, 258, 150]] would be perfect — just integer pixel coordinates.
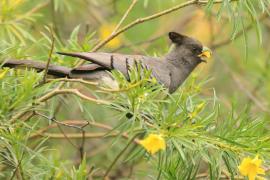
[[239, 155, 265, 180], [257, 168, 265, 175], [248, 171, 256, 180], [252, 155, 262, 167], [239, 157, 252, 175], [139, 134, 166, 155]]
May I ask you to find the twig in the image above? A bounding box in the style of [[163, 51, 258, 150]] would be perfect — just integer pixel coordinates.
[[34, 112, 89, 130], [9, 152, 25, 180], [56, 122, 78, 149], [97, 80, 144, 93], [74, 0, 138, 67], [10, 89, 109, 123], [38, 89, 109, 104], [48, 77, 143, 93], [47, 78, 98, 86], [33, 112, 89, 160], [33, 132, 131, 139], [112, 0, 138, 33], [50, 0, 62, 42], [31, 120, 113, 136], [30, 120, 139, 144], [91, 0, 238, 52], [42, 27, 55, 83], [103, 133, 139, 179], [79, 130, 86, 162]]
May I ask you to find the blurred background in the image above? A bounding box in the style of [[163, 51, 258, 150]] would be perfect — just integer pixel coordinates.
[[0, 0, 270, 179]]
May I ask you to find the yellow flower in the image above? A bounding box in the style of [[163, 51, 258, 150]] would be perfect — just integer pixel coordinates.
[[0, 68, 9, 80], [99, 24, 121, 48], [138, 134, 166, 155], [188, 102, 205, 119], [239, 155, 265, 180]]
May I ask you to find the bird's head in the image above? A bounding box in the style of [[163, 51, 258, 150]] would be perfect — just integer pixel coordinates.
[[167, 32, 211, 67]]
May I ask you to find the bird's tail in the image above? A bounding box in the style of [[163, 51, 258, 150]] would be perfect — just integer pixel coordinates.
[[1, 59, 71, 77]]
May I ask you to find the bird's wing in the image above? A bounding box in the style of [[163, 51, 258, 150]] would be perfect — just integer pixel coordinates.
[[58, 52, 171, 89], [58, 52, 146, 75], [71, 63, 106, 72]]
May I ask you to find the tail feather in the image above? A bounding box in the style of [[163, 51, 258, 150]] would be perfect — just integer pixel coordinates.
[[2, 59, 71, 77], [56, 52, 90, 61], [56, 52, 111, 68]]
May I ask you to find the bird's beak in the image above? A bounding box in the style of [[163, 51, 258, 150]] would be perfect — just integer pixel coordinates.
[[198, 47, 212, 62]]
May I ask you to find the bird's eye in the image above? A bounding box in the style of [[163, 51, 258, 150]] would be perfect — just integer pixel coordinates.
[[192, 47, 200, 54]]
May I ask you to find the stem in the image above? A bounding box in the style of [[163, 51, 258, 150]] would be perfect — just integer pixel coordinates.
[[92, 0, 238, 52], [10, 89, 109, 123], [42, 27, 55, 83], [113, 0, 138, 33], [103, 134, 139, 179]]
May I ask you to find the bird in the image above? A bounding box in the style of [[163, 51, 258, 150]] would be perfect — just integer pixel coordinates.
[[2, 32, 211, 93]]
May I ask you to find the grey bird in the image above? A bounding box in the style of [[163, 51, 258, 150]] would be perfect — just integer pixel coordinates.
[[2, 32, 211, 93]]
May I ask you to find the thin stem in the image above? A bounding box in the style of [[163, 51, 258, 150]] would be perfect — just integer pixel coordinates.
[[113, 0, 138, 33], [103, 134, 139, 179], [32, 120, 114, 136], [46, 78, 98, 86], [10, 88, 109, 123], [92, 0, 238, 52], [9, 152, 25, 180], [34, 112, 89, 131], [32, 132, 132, 140], [42, 27, 55, 83], [38, 89, 109, 104]]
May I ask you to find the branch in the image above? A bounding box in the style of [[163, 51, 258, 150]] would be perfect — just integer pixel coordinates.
[[10, 89, 109, 123], [34, 112, 89, 131], [48, 77, 144, 93], [30, 120, 140, 145], [33, 113, 89, 162], [91, 0, 238, 52], [30, 120, 115, 137], [36, 88, 110, 106], [46, 78, 98, 86], [42, 27, 55, 83], [34, 132, 129, 139], [113, 0, 138, 33], [97, 80, 144, 93], [10, 152, 25, 180], [103, 134, 140, 179]]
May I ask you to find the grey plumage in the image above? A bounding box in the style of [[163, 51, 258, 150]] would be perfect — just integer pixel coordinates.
[[1, 32, 211, 93]]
